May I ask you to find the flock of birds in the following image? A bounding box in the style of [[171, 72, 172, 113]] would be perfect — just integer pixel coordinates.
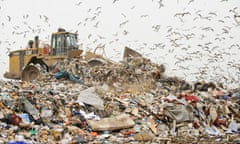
[[0, 0, 240, 88]]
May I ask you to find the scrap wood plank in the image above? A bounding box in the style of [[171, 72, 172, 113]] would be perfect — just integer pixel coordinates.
[[148, 115, 158, 135], [87, 114, 135, 131]]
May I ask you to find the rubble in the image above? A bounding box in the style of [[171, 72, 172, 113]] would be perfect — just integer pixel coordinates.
[[0, 48, 240, 143], [77, 87, 104, 110], [87, 114, 135, 131]]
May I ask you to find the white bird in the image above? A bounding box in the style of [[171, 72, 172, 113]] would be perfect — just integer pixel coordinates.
[[6, 47, 10, 54], [188, 0, 194, 5], [158, 0, 164, 8], [208, 12, 217, 16], [123, 30, 128, 35], [75, 1, 82, 6], [96, 7, 101, 11], [140, 14, 149, 18], [119, 20, 129, 27], [113, 0, 119, 4], [7, 15, 11, 22], [174, 12, 191, 17], [97, 34, 105, 39], [93, 21, 99, 28], [87, 34, 92, 39], [121, 13, 126, 18]]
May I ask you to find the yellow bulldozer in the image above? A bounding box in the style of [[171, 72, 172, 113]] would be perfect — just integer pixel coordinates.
[[4, 28, 109, 82]]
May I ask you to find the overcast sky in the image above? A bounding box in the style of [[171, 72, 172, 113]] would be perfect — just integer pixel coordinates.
[[0, 0, 240, 88]]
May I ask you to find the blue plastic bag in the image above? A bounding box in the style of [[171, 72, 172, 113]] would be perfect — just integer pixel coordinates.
[[7, 141, 28, 144], [54, 70, 67, 79]]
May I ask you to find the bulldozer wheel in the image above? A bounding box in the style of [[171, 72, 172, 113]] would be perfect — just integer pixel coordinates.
[[21, 65, 40, 82]]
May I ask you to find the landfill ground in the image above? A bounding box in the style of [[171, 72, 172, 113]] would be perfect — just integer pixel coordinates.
[[0, 55, 240, 144]]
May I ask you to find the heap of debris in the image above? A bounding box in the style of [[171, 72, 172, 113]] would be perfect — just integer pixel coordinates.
[[0, 47, 240, 144]]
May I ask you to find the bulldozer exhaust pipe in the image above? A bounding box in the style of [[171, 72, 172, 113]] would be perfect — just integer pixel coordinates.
[[34, 36, 39, 48]]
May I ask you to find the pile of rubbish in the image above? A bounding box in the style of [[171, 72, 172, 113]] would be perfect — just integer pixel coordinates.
[[0, 48, 240, 144]]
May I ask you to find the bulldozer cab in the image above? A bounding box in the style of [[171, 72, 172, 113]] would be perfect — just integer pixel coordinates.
[[50, 28, 79, 56]]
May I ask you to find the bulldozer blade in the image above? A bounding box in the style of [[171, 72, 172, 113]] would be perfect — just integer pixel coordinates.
[[21, 65, 40, 82], [67, 49, 83, 58], [123, 46, 142, 60], [87, 58, 107, 67]]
